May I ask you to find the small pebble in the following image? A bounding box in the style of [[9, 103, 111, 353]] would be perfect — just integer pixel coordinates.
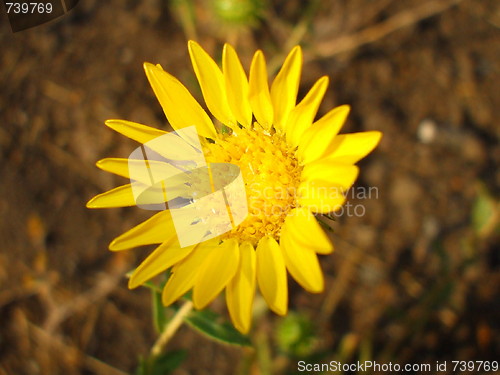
[[417, 118, 437, 144]]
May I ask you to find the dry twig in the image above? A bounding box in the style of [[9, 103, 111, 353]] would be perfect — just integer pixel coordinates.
[[311, 0, 464, 60], [29, 322, 130, 375], [41, 261, 128, 333]]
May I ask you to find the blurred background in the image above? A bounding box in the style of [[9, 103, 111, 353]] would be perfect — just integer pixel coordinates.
[[1, 0, 499, 374]]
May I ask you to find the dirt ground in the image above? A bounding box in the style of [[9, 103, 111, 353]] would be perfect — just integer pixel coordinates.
[[1, 0, 499, 374]]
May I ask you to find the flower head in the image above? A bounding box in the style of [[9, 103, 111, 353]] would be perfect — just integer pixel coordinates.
[[87, 41, 381, 333]]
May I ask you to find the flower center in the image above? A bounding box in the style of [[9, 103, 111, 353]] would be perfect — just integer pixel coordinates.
[[203, 124, 303, 245]]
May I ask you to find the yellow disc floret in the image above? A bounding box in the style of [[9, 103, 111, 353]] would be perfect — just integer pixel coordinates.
[[204, 124, 303, 244]]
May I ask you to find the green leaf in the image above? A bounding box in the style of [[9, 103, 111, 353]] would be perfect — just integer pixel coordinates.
[[125, 270, 162, 293], [149, 350, 187, 375], [184, 309, 252, 347], [135, 350, 187, 375], [126, 269, 171, 294], [135, 356, 147, 375], [472, 184, 497, 236], [276, 312, 316, 357], [151, 288, 167, 333]]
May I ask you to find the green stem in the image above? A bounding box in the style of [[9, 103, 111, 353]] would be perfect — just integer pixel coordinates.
[[150, 300, 194, 358]]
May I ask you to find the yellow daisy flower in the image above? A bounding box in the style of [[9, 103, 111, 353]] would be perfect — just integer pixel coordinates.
[[87, 41, 381, 333]]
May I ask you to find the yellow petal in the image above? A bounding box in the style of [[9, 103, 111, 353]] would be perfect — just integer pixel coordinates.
[[193, 239, 239, 309], [256, 236, 288, 315], [223, 44, 252, 128], [226, 241, 256, 333], [109, 210, 176, 251], [298, 180, 347, 214], [270, 46, 302, 132], [284, 208, 333, 254], [162, 239, 216, 306], [249, 50, 274, 129], [105, 119, 166, 143], [301, 163, 359, 190], [280, 228, 324, 293], [286, 76, 329, 148], [96, 158, 131, 180], [96, 158, 178, 183], [86, 182, 170, 209], [297, 105, 350, 165], [128, 239, 196, 289], [143, 62, 217, 139], [320, 131, 382, 164], [86, 184, 137, 208], [188, 41, 237, 128]]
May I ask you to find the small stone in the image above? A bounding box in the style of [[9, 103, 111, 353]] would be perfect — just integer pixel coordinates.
[[417, 118, 438, 144]]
